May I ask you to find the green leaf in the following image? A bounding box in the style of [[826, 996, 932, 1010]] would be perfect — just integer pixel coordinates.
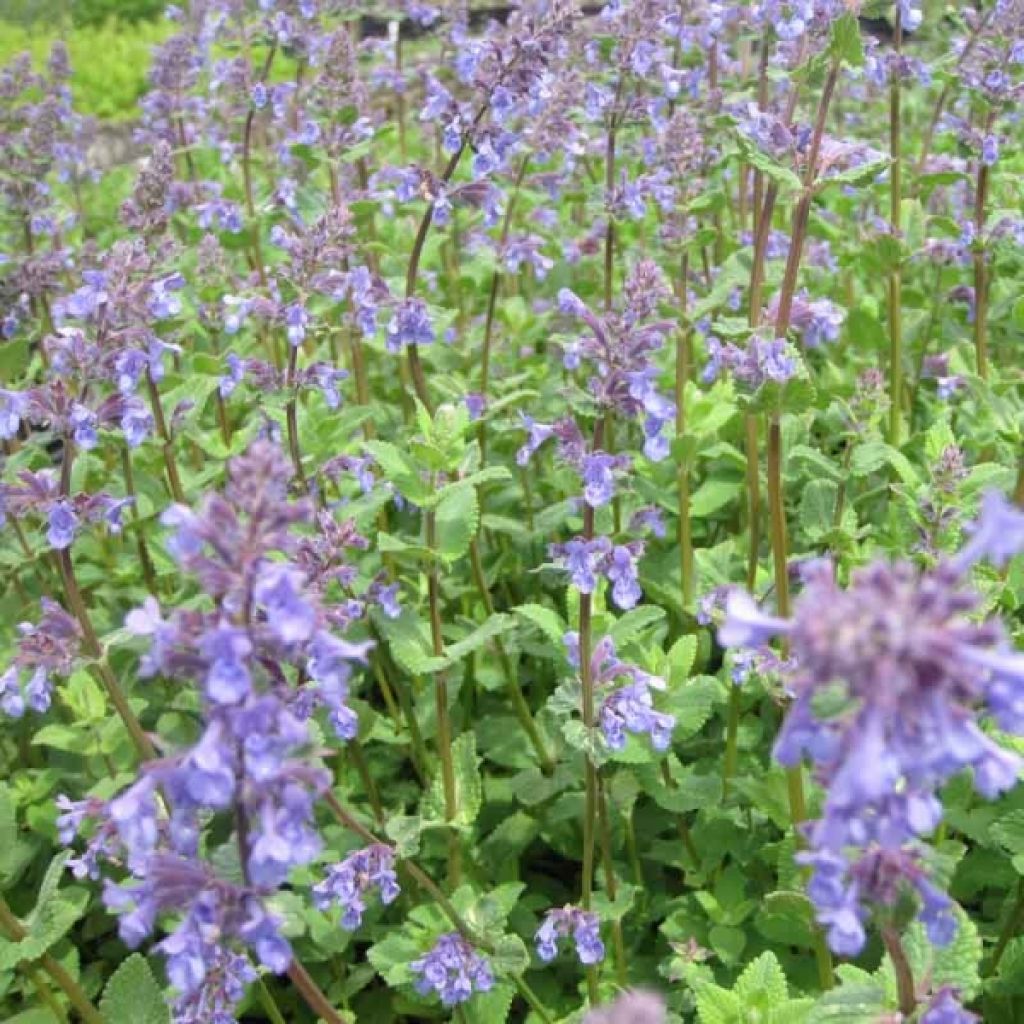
[[735, 134, 802, 191], [800, 479, 839, 540], [690, 479, 737, 519], [513, 603, 567, 650], [829, 12, 864, 68], [440, 614, 516, 671], [99, 954, 170, 1024], [363, 440, 431, 504], [990, 810, 1024, 855], [386, 815, 423, 858], [694, 981, 742, 1024], [755, 891, 817, 949], [667, 634, 698, 685], [665, 675, 721, 739], [367, 931, 422, 986], [491, 934, 529, 976], [462, 982, 515, 1024], [735, 951, 789, 1009], [434, 483, 478, 561], [609, 606, 665, 646], [709, 923, 746, 965], [425, 733, 483, 826], [806, 981, 889, 1023], [897, 904, 982, 1001], [0, 894, 88, 971]]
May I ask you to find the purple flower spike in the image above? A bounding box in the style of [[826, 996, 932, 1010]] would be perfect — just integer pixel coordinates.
[[313, 844, 399, 930], [535, 906, 604, 965], [47, 500, 78, 550], [410, 933, 494, 1007]]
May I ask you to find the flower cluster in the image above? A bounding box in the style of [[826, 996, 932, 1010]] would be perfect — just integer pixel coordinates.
[[535, 905, 605, 965], [720, 492, 1024, 954], [410, 932, 494, 1007], [313, 844, 400, 930], [549, 537, 644, 610], [564, 633, 676, 753]]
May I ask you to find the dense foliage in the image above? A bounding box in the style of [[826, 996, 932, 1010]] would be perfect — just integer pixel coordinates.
[[1, 1, 1023, 1023]]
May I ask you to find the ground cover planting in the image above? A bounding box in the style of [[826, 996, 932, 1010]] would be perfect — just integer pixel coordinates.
[[1, 2, 1024, 1022]]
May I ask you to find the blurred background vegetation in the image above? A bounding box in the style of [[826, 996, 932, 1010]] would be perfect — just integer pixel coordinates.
[[0, 0, 167, 119]]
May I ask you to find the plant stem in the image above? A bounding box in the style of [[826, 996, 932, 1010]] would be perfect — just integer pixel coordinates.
[[349, 740, 385, 829], [256, 976, 288, 1024], [888, 11, 904, 445], [477, 156, 530, 464], [973, 127, 993, 381], [0, 897, 103, 1024], [881, 925, 917, 1017], [27, 964, 68, 1024], [674, 253, 694, 610], [468, 541, 554, 772], [58, 441, 156, 761], [660, 760, 700, 869], [722, 684, 742, 797], [241, 45, 277, 292], [579, 417, 606, 1006], [424, 500, 460, 885], [145, 373, 186, 504], [914, 6, 995, 179], [121, 445, 158, 596], [284, 342, 307, 489], [986, 878, 1024, 977], [285, 961, 344, 1024], [597, 776, 628, 986]]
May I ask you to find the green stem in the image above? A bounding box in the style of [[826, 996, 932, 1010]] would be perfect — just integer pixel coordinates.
[[888, 11, 904, 445], [973, 146, 992, 381], [27, 964, 68, 1024], [468, 541, 554, 773], [256, 976, 288, 1024], [121, 444, 159, 596], [580, 417, 606, 1006], [674, 253, 694, 610], [284, 342, 307, 489], [596, 777, 628, 986], [424, 502, 460, 885], [986, 878, 1024, 977], [661, 760, 700, 868], [145, 373, 186, 504], [241, 45, 277, 292], [58, 442, 156, 761], [0, 897, 103, 1024], [722, 684, 742, 797]]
